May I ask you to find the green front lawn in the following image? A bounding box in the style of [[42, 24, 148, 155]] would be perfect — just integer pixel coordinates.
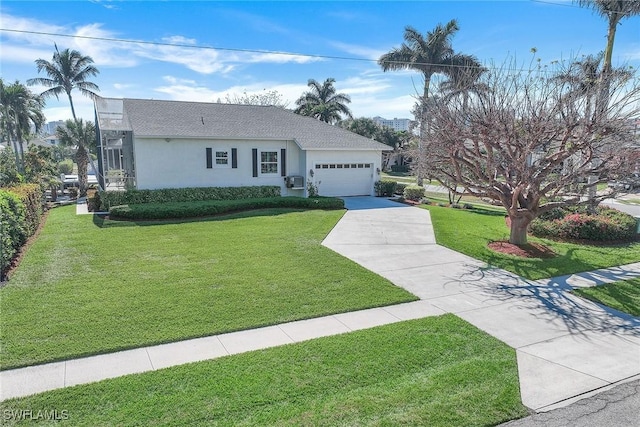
[[0, 316, 528, 426], [381, 172, 417, 184], [423, 204, 640, 280], [0, 206, 415, 370], [572, 279, 640, 316]]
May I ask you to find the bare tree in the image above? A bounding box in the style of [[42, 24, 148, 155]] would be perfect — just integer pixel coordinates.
[[415, 59, 639, 245], [224, 89, 289, 108]]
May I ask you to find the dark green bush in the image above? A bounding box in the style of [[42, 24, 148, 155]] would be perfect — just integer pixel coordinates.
[[390, 164, 410, 173], [108, 197, 344, 220], [394, 183, 407, 195], [88, 192, 102, 212], [403, 185, 425, 202], [0, 190, 27, 279], [374, 180, 397, 197], [5, 184, 42, 237], [530, 206, 637, 242], [99, 186, 281, 210], [57, 159, 74, 175]]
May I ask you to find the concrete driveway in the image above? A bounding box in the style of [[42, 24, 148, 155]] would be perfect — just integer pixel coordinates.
[[324, 197, 640, 412]]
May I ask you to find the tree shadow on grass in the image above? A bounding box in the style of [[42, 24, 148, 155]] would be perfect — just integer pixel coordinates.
[[91, 208, 312, 229]]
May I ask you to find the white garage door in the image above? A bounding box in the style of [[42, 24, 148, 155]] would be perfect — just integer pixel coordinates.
[[313, 162, 373, 196]]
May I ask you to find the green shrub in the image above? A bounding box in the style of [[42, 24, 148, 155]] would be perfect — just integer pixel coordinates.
[[374, 181, 397, 197], [390, 164, 410, 173], [57, 159, 74, 175], [531, 206, 637, 242], [88, 192, 102, 212], [463, 203, 474, 210], [5, 184, 42, 237], [99, 186, 281, 211], [0, 190, 27, 279], [109, 197, 344, 220], [394, 183, 407, 195], [403, 185, 425, 202]]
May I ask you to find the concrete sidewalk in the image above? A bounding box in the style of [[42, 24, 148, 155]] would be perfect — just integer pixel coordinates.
[[0, 300, 444, 401], [1, 196, 639, 414]]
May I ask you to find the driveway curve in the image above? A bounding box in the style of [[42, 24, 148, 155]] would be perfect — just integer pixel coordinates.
[[323, 197, 640, 412]]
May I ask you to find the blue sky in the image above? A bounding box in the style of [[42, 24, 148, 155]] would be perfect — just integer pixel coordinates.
[[1, 0, 639, 125]]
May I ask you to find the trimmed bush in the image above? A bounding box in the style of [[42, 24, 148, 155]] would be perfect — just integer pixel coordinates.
[[57, 159, 74, 175], [403, 185, 425, 202], [531, 206, 637, 242], [99, 186, 281, 211], [374, 180, 397, 197], [108, 197, 345, 220], [390, 164, 410, 173], [0, 191, 27, 278], [394, 183, 407, 195], [4, 184, 42, 237]]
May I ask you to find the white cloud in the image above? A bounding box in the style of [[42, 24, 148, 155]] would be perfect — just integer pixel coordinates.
[[154, 78, 308, 106], [1, 13, 314, 76], [113, 83, 134, 90], [248, 53, 323, 64], [329, 41, 384, 60]]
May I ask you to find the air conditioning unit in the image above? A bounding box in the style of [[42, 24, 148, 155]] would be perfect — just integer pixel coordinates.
[[285, 175, 304, 188]]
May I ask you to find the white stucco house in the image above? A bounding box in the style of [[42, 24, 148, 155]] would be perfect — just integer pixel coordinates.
[[94, 97, 391, 197]]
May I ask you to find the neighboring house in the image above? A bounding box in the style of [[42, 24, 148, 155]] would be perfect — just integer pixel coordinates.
[[29, 134, 60, 147], [94, 98, 391, 197]]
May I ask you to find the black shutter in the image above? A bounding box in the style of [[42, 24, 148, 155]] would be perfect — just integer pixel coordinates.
[[252, 149, 258, 177], [206, 148, 212, 169], [231, 148, 237, 169], [280, 148, 286, 177]]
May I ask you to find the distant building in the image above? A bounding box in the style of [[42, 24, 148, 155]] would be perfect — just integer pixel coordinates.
[[41, 120, 65, 135], [371, 116, 411, 132]]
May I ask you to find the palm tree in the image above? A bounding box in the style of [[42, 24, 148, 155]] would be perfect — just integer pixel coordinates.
[[0, 79, 45, 174], [27, 46, 100, 121], [294, 78, 353, 124], [438, 57, 488, 108], [378, 20, 479, 105], [56, 119, 95, 197], [28, 46, 100, 195], [575, 1, 640, 75]]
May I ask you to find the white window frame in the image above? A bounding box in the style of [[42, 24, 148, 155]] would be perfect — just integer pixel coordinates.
[[259, 150, 279, 175]]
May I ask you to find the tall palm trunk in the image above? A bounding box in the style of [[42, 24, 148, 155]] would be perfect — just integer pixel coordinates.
[[76, 144, 88, 197]]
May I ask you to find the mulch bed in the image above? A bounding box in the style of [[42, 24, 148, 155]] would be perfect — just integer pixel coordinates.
[[488, 241, 557, 259]]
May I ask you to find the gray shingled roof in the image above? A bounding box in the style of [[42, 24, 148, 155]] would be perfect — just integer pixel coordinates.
[[96, 97, 392, 151]]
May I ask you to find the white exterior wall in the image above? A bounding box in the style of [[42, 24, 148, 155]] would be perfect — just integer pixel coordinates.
[[305, 150, 384, 197], [134, 137, 303, 195]]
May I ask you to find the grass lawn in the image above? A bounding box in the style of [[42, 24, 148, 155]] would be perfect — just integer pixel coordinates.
[[572, 278, 640, 316], [0, 315, 528, 426], [423, 204, 640, 280], [618, 198, 640, 205], [0, 206, 415, 370], [381, 171, 417, 184]]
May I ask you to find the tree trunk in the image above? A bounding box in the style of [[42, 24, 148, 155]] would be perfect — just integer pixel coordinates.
[[508, 214, 532, 245], [76, 146, 88, 198]]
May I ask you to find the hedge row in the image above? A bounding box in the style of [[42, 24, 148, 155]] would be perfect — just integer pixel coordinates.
[[98, 186, 282, 211], [0, 184, 43, 279], [374, 181, 408, 197], [108, 197, 345, 220], [530, 206, 637, 242]]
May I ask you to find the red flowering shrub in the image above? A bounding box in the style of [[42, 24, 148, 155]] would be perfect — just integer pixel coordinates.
[[530, 207, 637, 242]]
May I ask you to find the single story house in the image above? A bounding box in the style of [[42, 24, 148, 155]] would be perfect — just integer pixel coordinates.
[[94, 97, 392, 197]]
